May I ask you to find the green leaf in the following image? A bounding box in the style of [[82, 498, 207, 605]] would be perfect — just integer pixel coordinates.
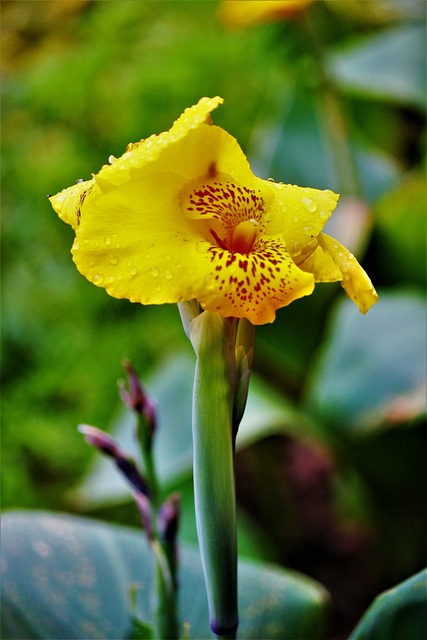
[[251, 89, 399, 204], [373, 174, 427, 288], [350, 569, 427, 639], [305, 291, 426, 434], [1, 511, 329, 640], [327, 25, 426, 109], [73, 352, 307, 508]]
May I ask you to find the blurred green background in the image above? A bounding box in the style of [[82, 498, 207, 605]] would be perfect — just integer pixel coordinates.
[[1, 1, 426, 637]]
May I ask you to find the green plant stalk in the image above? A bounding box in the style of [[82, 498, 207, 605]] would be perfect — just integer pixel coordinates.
[[189, 311, 239, 639], [136, 416, 178, 638], [152, 539, 179, 640]]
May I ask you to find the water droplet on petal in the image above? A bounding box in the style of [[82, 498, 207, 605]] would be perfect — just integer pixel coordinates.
[[92, 274, 104, 285], [197, 241, 209, 253], [301, 197, 317, 213], [303, 226, 313, 235], [150, 267, 159, 278], [110, 257, 119, 265], [319, 210, 328, 219], [105, 237, 111, 246], [107, 276, 115, 283], [131, 268, 138, 276], [74, 241, 80, 250], [164, 269, 172, 280], [155, 284, 161, 292]]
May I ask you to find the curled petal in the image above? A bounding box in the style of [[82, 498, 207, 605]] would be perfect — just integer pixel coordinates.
[[318, 233, 378, 313], [50, 179, 94, 230]]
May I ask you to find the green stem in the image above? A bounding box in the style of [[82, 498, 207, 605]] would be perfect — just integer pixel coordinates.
[[189, 311, 239, 639], [152, 539, 179, 640]]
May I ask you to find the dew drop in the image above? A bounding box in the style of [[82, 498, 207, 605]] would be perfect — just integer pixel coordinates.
[[107, 276, 115, 283], [92, 274, 104, 285], [301, 197, 317, 213], [267, 177, 275, 182], [197, 241, 209, 253], [164, 269, 173, 280], [319, 210, 328, 219], [74, 241, 80, 250], [131, 268, 138, 276], [155, 284, 161, 292], [303, 226, 313, 235], [150, 267, 159, 278], [110, 257, 119, 265], [127, 258, 133, 267], [105, 237, 111, 246]]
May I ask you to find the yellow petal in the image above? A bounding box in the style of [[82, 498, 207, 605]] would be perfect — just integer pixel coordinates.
[[198, 237, 315, 324], [219, 0, 312, 28], [94, 97, 239, 190], [49, 179, 95, 230], [298, 244, 343, 282], [318, 233, 378, 313], [257, 181, 340, 258]]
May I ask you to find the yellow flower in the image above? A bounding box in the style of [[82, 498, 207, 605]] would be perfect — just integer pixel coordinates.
[[218, 0, 313, 28], [50, 97, 377, 325]]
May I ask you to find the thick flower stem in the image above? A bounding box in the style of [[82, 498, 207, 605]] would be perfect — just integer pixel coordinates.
[[188, 311, 239, 639]]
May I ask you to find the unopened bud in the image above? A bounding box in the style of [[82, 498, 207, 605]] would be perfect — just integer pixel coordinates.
[[158, 493, 181, 544], [134, 491, 154, 541], [120, 361, 157, 438], [78, 424, 150, 498]]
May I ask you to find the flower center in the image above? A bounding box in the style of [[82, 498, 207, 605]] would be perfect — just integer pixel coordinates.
[[231, 219, 259, 254], [180, 171, 265, 254]]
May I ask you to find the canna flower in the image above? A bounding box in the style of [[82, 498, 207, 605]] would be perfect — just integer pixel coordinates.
[[219, 0, 313, 28], [50, 97, 377, 325]]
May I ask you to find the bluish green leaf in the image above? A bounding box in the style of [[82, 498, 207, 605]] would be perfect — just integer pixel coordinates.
[[1, 511, 329, 640], [305, 291, 426, 434], [327, 25, 426, 109], [350, 569, 427, 639]]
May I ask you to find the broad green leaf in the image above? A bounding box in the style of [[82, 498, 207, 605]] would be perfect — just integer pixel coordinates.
[[305, 291, 426, 434], [350, 569, 427, 639], [1, 511, 329, 640], [250, 89, 399, 204], [73, 352, 308, 508], [327, 25, 426, 109]]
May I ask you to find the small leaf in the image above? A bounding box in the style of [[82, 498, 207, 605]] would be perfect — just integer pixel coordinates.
[[350, 569, 427, 639], [1, 511, 330, 640]]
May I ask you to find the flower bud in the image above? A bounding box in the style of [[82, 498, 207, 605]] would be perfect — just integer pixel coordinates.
[[120, 360, 157, 440], [78, 424, 150, 497]]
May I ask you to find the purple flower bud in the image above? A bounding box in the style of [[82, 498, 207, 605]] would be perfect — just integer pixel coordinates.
[[158, 493, 181, 544], [78, 424, 150, 498], [133, 491, 154, 541], [120, 361, 157, 438]]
